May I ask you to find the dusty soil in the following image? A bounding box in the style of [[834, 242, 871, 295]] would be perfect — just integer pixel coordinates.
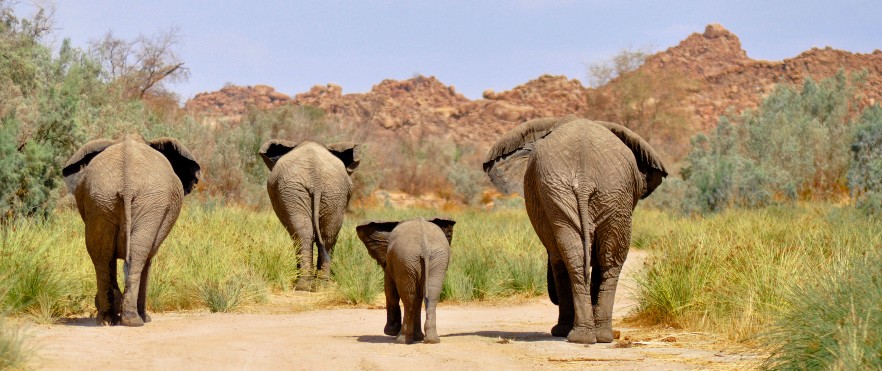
[[26, 251, 761, 370]]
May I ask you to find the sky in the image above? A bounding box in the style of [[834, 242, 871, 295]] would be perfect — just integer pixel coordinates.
[[16, 1, 882, 101]]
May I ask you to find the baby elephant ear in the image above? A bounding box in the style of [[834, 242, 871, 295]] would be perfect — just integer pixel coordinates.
[[62, 139, 117, 194], [428, 217, 456, 245], [355, 220, 400, 267], [258, 139, 299, 171], [148, 138, 202, 195], [327, 142, 361, 175]]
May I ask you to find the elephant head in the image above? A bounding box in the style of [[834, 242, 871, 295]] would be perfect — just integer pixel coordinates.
[[258, 139, 361, 174], [63, 136, 201, 195], [356, 217, 455, 267], [482, 116, 667, 198]]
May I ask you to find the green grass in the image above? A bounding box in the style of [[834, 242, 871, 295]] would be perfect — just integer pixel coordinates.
[[760, 250, 882, 370], [630, 203, 882, 360], [0, 202, 547, 318]]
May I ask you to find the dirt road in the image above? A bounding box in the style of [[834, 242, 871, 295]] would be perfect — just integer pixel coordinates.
[[27, 251, 757, 370]]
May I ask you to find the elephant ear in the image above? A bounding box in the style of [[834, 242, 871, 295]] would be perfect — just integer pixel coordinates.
[[62, 139, 117, 194], [596, 121, 669, 198], [355, 220, 400, 267], [258, 139, 299, 171], [326, 142, 361, 175], [148, 138, 202, 195], [427, 217, 456, 245], [482, 116, 579, 197]]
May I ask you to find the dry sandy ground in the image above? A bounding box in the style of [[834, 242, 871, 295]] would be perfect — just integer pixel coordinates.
[[26, 251, 761, 370]]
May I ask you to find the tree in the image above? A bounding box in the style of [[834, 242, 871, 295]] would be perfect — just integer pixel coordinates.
[[584, 47, 698, 165], [89, 27, 190, 99]]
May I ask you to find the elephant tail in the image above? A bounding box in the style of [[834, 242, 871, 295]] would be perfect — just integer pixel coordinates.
[[311, 188, 325, 251], [123, 192, 133, 278], [419, 219, 430, 307], [575, 186, 596, 288]]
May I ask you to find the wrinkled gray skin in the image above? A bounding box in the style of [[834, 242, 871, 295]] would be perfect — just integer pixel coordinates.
[[260, 140, 360, 290], [62, 135, 200, 326], [356, 217, 455, 344], [484, 117, 667, 344]]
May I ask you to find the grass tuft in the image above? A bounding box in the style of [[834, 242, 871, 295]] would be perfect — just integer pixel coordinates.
[[630, 204, 882, 345]]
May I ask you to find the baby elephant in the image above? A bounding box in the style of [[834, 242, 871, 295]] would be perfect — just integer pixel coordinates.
[[356, 217, 455, 344]]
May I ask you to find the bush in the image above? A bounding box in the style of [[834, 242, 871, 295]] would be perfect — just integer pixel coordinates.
[[847, 105, 882, 215], [675, 71, 865, 214]]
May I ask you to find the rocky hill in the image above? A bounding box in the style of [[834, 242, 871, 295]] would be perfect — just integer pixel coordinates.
[[185, 24, 882, 149]]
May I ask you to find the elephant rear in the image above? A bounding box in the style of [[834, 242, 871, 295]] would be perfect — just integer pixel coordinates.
[[63, 135, 200, 326]]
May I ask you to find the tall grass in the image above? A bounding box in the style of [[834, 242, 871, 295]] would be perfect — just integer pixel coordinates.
[[0, 202, 547, 318], [761, 250, 882, 369], [630, 204, 882, 345]]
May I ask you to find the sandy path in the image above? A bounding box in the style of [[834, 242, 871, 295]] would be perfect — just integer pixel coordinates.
[[27, 251, 756, 370]]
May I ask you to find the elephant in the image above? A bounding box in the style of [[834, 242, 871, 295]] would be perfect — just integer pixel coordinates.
[[259, 139, 361, 290], [62, 134, 200, 326], [356, 217, 455, 344], [483, 116, 667, 344]]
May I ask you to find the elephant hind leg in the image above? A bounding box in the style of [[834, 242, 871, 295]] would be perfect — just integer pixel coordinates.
[[85, 218, 120, 326], [284, 216, 316, 291], [553, 222, 596, 344], [549, 256, 574, 337], [590, 216, 631, 343]]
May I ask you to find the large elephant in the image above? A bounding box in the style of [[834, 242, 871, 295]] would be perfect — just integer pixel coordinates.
[[483, 116, 667, 344], [259, 139, 360, 290], [62, 135, 200, 326], [356, 217, 455, 344]]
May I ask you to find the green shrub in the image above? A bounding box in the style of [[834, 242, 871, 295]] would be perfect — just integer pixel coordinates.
[[847, 105, 882, 215], [677, 71, 865, 214]]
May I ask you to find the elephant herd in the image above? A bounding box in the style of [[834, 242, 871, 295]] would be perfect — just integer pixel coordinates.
[[61, 116, 667, 345]]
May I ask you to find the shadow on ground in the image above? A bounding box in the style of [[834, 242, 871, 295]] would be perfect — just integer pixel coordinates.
[[443, 331, 559, 342], [55, 317, 101, 327]]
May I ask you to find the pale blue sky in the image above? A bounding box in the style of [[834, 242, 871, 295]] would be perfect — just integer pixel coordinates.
[[20, 1, 882, 100]]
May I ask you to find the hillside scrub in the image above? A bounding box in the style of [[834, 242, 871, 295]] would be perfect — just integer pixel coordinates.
[[664, 71, 871, 214], [630, 204, 882, 345]]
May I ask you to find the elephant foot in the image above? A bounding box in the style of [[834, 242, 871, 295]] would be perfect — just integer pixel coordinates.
[[551, 323, 573, 337], [566, 327, 597, 344], [295, 278, 313, 292], [96, 312, 120, 326], [413, 331, 425, 342], [121, 312, 145, 327], [395, 334, 411, 344], [384, 323, 402, 336], [141, 313, 152, 323], [594, 320, 613, 343], [423, 331, 440, 344]]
